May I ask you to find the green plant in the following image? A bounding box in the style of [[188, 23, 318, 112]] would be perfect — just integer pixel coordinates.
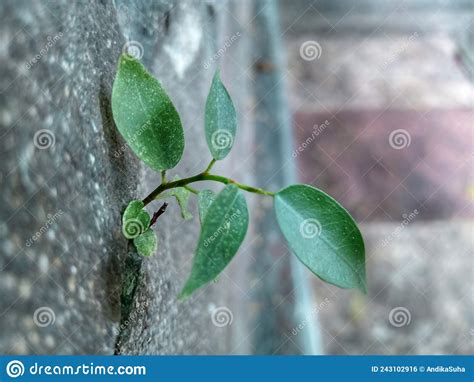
[[112, 54, 366, 299]]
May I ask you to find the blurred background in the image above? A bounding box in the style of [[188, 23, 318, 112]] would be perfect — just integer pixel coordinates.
[[0, 0, 472, 355], [281, 0, 473, 354]]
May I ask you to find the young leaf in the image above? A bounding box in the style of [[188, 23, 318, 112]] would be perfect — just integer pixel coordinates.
[[197, 189, 215, 224], [179, 185, 248, 299], [158, 176, 192, 220], [274, 184, 366, 293], [168, 187, 192, 220], [112, 54, 184, 171], [133, 229, 158, 257], [204, 70, 237, 160], [122, 200, 151, 239]]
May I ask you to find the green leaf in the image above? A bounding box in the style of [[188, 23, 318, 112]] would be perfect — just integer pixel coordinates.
[[168, 187, 192, 220], [204, 70, 237, 160], [158, 176, 192, 220], [274, 184, 366, 293], [133, 229, 158, 257], [179, 185, 248, 298], [197, 189, 215, 224], [122, 200, 150, 239], [112, 54, 184, 171]]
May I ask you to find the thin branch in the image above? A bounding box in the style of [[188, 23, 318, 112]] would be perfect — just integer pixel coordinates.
[[184, 185, 199, 194], [143, 172, 274, 206], [149, 202, 168, 227], [204, 158, 217, 174]]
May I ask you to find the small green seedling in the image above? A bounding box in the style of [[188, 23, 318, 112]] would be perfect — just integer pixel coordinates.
[[112, 54, 366, 299]]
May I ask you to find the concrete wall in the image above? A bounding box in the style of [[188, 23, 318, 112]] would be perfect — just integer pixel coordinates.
[[0, 0, 251, 355]]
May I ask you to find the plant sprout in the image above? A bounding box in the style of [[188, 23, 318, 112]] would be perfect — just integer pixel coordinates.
[[112, 54, 366, 299]]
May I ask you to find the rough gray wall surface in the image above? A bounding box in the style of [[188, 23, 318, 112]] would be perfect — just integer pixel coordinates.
[[0, 0, 250, 354]]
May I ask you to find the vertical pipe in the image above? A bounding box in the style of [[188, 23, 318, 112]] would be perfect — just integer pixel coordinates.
[[251, 0, 322, 354]]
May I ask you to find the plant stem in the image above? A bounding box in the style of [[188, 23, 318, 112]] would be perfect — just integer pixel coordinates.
[[161, 170, 167, 183], [204, 158, 216, 173], [184, 185, 199, 194], [149, 202, 168, 227], [142, 172, 274, 206]]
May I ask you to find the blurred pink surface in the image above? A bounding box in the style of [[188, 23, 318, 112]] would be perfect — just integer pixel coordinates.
[[293, 108, 473, 222]]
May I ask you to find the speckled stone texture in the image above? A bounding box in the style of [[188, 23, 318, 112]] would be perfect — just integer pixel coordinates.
[[0, 0, 251, 354]]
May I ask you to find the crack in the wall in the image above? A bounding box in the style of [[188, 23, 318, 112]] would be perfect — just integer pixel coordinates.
[[114, 249, 143, 355]]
